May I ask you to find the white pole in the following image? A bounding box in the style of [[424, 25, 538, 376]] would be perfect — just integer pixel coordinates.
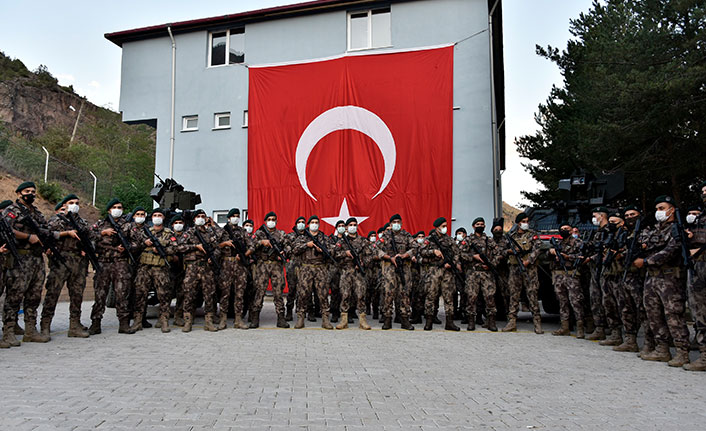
[[167, 26, 176, 178], [41, 146, 49, 183], [89, 171, 97, 207], [70, 100, 84, 143]]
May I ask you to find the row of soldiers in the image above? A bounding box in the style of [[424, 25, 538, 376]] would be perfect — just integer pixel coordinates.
[[0, 180, 704, 373]]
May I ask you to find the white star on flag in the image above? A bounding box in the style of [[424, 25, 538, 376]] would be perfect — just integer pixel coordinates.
[[322, 198, 368, 228]]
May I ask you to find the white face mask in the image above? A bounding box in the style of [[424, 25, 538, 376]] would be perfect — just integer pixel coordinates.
[[337, 226, 345, 234], [655, 210, 668, 223], [173, 223, 184, 232], [456, 234, 464, 242], [591, 217, 600, 226], [347, 225, 357, 235], [520, 223, 530, 231], [686, 214, 697, 224], [266, 220, 276, 229], [309, 223, 319, 232], [194, 217, 206, 226], [440, 227, 447, 235], [572, 233, 579, 239], [229, 217, 240, 225], [67, 203, 79, 214], [417, 237, 424, 244], [296, 222, 306, 231], [245, 226, 253, 234], [152, 217, 163, 226], [110, 208, 123, 218], [391, 223, 401, 232], [134, 216, 146, 224], [369, 236, 376, 243]]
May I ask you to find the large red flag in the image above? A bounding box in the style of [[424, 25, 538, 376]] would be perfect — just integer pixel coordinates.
[[248, 46, 453, 234]]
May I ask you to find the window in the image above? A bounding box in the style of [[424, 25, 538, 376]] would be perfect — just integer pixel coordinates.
[[242, 110, 248, 128], [209, 28, 245, 66], [214, 112, 231, 130], [182, 115, 198, 132], [348, 7, 391, 51], [213, 210, 228, 226]]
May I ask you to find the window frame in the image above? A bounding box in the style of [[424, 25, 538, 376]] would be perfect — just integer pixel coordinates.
[[181, 115, 199, 132], [242, 110, 248, 128], [347, 7, 392, 52], [212, 210, 229, 227], [213, 112, 231, 130], [208, 27, 245, 68]]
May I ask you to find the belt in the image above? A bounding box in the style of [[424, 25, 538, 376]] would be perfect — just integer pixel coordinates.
[[302, 263, 325, 267], [17, 249, 32, 255], [185, 260, 207, 267], [223, 256, 239, 262]]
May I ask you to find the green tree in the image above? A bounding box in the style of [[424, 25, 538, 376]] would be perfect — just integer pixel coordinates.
[[516, 0, 706, 209]]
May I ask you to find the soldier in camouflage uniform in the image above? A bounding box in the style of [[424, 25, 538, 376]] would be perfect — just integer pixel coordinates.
[[90, 198, 136, 335], [490, 218, 510, 318], [216, 208, 250, 330], [585, 207, 610, 340], [502, 212, 543, 334], [131, 208, 177, 333], [684, 181, 706, 371], [2, 182, 75, 346], [376, 214, 415, 330], [334, 218, 374, 330], [420, 217, 461, 331], [365, 230, 381, 318], [40, 194, 91, 339], [459, 218, 500, 332], [327, 220, 345, 323], [125, 206, 152, 328], [168, 215, 187, 326], [634, 195, 690, 367], [291, 215, 333, 329], [285, 216, 306, 322], [548, 222, 585, 337], [596, 212, 627, 347], [176, 209, 221, 332], [410, 231, 426, 323], [247, 211, 290, 328], [0, 200, 11, 348], [242, 219, 257, 321]]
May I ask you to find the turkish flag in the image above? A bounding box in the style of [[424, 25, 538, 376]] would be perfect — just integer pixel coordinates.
[[248, 46, 453, 235]]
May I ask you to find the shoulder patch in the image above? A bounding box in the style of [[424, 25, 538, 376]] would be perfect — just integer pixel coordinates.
[[461, 241, 466, 245], [379, 238, 385, 243], [424, 240, 429, 245], [532, 235, 538, 240], [337, 243, 342, 247], [170, 237, 176, 241], [7, 212, 16, 219]]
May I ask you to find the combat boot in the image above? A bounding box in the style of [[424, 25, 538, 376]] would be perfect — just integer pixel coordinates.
[[88, 319, 102, 335], [249, 312, 260, 329], [40, 318, 51, 338], [667, 348, 690, 367], [683, 350, 706, 372], [401, 315, 415, 331], [382, 316, 392, 330], [276, 313, 290, 328], [159, 314, 171, 333], [502, 318, 517, 332], [613, 334, 639, 352], [445, 315, 460, 332], [2, 325, 20, 347], [586, 326, 606, 341], [552, 320, 570, 336], [217, 312, 228, 330], [322, 314, 334, 330], [119, 318, 136, 334], [204, 313, 218, 331], [358, 313, 371, 330], [576, 320, 585, 339], [533, 315, 543, 334], [424, 315, 434, 331], [129, 313, 143, 332], [336, 313, 349, 330], [233, 314, 248, 329], [639, 333, 655, 358], [641, 343, 671, 362], [182, 312, 193, 332], [68, 318, 89, 338], [599, 328, 622, 346], [487, 314, 498, 332], [295, 314, 306, 329], [23, 318, 50, 343], [13, 320, 24, 336]]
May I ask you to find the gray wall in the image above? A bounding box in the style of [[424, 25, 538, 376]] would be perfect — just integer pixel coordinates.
[[118, 0, 500, 231]]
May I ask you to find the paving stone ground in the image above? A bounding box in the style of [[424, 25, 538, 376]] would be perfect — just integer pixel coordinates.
[[1, 301, 705, 430]]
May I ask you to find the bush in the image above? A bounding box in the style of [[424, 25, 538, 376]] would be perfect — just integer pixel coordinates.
[[37, 181, 64, 204]]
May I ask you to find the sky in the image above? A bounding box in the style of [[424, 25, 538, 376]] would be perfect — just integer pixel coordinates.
[[0, 0, 594, 209]]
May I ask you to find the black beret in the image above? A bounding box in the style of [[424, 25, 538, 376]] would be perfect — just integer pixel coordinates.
[[368, 231, 376, 237], [243, 219, 253, 225], [377, 227, 385, 234], [455, 227, 467, 235], [492, 217, 504, 229], [0, 200, 12, 210], [227, 208, 240, 218], [592, 206, 609, 214], [414, 230, 425, 237], [623, 205, 640, 213], [295, 216, 306, 224], [335, 219, 345, 227], [15, 181, 36, 193], [428, 229, 435, 235], [472, 217, 485, 226], [170, 214, 183, 224], [433, 217, 446, 227], [308, 215, 319, 224], [105, 198, 121, 211], [654, 195, 675, 206], [389, 214, 402, 223], [345, 217, 357, 225], [700, 180, 706, 190], [54, 201, 65, 211], [515, 212, 528, 224], [193, 209, 206, 217], [559, 221, 572, 228], [687, 204, 702, 212], [264, 211, 277, 220], [609, 211, 623, 220], [61, 194, 79, 205], [383, 223, 390, 229], [151, 208, 165, 216], [132, 206, 146, 214]]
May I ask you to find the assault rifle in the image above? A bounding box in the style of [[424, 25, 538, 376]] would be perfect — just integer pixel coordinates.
[[342, 234, 366, 275], [59, 213, 101, 272], [0, 215, 22, 267], [388, 231, 408, 288], [224, 224, 249, 264], [428, 231, 465, 285], [622, 217, 643, 283], [505, 233, 532, 284], [549, 237, 568, 274], [572, 230, 596, 277], [194, 227, 220, 276], [469, 240, 501, 279], [142, 225, 171, 270], [106, 214, 137, 266], [304, 229, 337, 266], [259, 225, 287, 263], [19, 209, 67, 267], [674, 208, 695, 279]]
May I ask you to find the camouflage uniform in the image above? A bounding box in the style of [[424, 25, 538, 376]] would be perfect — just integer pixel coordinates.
[[491, 234, 511, 314], [248, 227, 290, 319], [376, 229, 415, 319], [587, 226, 609, 329], [217, 224, 251, 321], [615, 223, 651, 350], [285, 230, 305, 318], [327, 233, 344, 319], [687, 212, 706, 361], [506, 229, 542, 320], [133, 226, 177, 324], [91, 216, 134, 324], [41, 213, 91, 328], [549, 235, 584, 322], [365, 242, 382, 317], [168, 230, 186, 323], [419, 232, 460, 317], [459, 233, 500, 320], [598, 230, 624, 336], [177, 225, 221, 317], [639, 221, 689, 351], [292, 230, 332, 320], [334, 234, 374, 315]]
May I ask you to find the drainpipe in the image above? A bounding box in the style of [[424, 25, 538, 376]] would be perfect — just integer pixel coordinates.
[[167, 26, 176, 178], [488, 0, 501, 217]]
